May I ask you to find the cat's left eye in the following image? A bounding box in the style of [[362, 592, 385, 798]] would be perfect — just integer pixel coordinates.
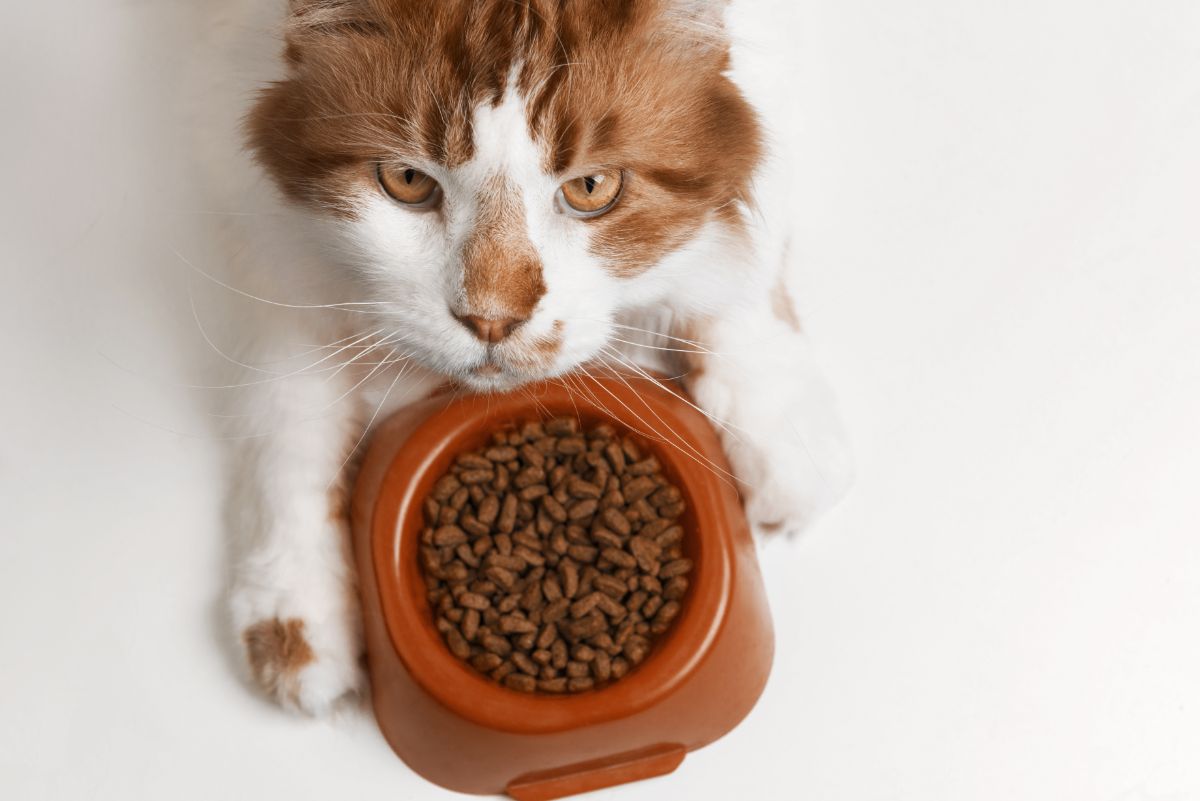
[[557, 170, 623, 218], [378, 164, 441, 208]]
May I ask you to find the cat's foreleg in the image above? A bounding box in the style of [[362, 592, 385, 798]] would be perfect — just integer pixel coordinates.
[[226, 371, 369, 715], [680, 282, 854, 536]]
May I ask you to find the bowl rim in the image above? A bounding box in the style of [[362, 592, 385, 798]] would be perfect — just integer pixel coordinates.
[[368, 373, 739, 734]]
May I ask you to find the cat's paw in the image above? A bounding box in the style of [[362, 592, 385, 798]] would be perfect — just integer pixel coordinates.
[[231, 579, 364, 716], [690, 361, 854, 537], [239, 616, 362, 715], [729, 413, 855, 536]]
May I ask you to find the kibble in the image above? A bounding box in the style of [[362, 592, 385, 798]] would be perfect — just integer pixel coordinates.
[[420, 417, 693, 694]]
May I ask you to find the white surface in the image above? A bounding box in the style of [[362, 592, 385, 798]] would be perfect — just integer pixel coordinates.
[[3, 1, 1199, 799]]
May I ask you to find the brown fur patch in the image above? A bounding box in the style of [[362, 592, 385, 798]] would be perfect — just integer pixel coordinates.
[[671, 317, 712, 385], [771, 275, 802, 332], [247, 1, 763, 272], [461, 173, 546, 318], [328, 481, 350, 522], [243, 618, 315, 704], [506, 319, 565, 372]]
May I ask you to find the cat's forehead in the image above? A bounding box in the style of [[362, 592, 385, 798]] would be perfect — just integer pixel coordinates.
[[457, 78, 544, 183], [249, 1, 761, 270], [265, 1, 742, 169]]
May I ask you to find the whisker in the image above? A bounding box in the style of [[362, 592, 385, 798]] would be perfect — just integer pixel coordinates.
[[111, 402, 339, 442], [272, 330, 378, 364], [197, 344, 414, 423], [321, 333, 396, 385], [318, 348, 411, 415], [605, 336, 711, 356], [344, 354, 415, 368], [326, 358, 416, 490], [575, 364, 740, 489], [566, 315, 720, 355], [173, 248, 399, 313], [186, 269, 285, 376], [100, 326, 390, 391], [557, 371, 585, 421], [599, 346, 745, 443], [518, 383, 556, 422], [605, 323, 719, 354], [184, 210, 281, 217]]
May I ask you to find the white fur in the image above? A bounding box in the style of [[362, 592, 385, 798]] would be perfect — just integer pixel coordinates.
[[192, 0, 852, 715], [335, 85, 619, 389]]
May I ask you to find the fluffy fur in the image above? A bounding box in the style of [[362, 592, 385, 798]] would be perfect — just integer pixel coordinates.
[[194, 0, 852, 715]]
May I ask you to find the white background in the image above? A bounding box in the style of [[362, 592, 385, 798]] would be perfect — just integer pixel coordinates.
[[3, 1, 1199, 799]]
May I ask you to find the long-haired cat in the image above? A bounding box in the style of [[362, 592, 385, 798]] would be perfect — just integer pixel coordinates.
[[199, 0, 852, 714]]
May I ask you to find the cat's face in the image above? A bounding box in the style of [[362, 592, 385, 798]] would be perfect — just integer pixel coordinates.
[[249, 0, 761, 390]]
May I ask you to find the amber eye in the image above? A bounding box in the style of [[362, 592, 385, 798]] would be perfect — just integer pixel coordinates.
[[378, 164, 440, 207], [558, 169, 623, 218]]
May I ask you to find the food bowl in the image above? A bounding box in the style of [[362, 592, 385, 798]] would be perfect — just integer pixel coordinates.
[[350, 372, 773, 799]]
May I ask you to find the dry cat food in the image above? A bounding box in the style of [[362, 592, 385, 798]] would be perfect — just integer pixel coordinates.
[[419, 417, 693, 694]]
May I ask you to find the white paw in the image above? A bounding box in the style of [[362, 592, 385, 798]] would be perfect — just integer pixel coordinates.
[[689, 358, 854, 537], [728, 410, 855, 536], [231, 571, 364, 716]]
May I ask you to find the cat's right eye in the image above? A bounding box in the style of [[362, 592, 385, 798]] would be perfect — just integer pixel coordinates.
[[558, 169, 623, 218], [378, 163, 441, 208]]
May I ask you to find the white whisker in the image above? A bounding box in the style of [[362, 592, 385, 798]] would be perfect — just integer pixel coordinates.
[[576, 363, 740, 489], [318, 347, 409, 414], [605, 323, 718, 354], [599, 345, 745, 443], [605, 336, 711, 355], [321, 333, 394, 384], [100, 326, 390, 392], [326, 358, 415, 491], [173, 248, 399, 313]]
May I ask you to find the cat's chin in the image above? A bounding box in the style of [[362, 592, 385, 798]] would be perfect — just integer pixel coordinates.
[[457, 374, 520, 393], [455, 365, 546, 394]]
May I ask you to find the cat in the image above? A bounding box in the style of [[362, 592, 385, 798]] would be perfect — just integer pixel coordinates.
[[197, 0, 853, 715]]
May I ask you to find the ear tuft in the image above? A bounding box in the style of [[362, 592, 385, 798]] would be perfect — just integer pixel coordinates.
[[287, 0, 385, 38], [660, 0, 731, 50]]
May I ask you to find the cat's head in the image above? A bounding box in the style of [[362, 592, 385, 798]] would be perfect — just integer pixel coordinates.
[[248, 0, 762, 390]]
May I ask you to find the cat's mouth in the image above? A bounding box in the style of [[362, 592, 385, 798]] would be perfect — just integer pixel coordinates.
[[468, 357, 512, 386], [456, 321, 568, 391], [471, 362, 504, 377], [456, 351, 541, 391]]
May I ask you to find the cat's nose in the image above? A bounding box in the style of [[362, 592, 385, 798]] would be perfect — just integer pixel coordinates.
[[453, 312, 527, 344]]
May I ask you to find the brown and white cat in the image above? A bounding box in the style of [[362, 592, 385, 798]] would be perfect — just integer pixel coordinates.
[[199, 0, 852, 714]]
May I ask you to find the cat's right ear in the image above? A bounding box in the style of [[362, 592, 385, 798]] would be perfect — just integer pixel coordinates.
[[284, 0, 387, 63], [657, 0, 733, 53]]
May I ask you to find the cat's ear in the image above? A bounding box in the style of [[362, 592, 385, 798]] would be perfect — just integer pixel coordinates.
[[669, 1, 731, 26], [283, 0, 388, 64], [660, 0, 732, 49], [285, 0, 387, 42]]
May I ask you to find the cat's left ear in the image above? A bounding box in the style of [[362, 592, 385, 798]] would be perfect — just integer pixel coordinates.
[[660, 0, 733, 48], [670, 0, 731, 22], [284, 0, 387, 61], [287, 0, 381, 29]]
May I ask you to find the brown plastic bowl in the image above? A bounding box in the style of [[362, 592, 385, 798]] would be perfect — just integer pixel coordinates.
[[350, 373, 773, 799]]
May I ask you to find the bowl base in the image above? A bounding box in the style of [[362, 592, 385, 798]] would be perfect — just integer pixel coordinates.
[[505, 743, 686, 801]]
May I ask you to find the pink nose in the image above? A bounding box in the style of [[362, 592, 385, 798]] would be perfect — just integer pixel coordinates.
[[453, 312, 527, 344]]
